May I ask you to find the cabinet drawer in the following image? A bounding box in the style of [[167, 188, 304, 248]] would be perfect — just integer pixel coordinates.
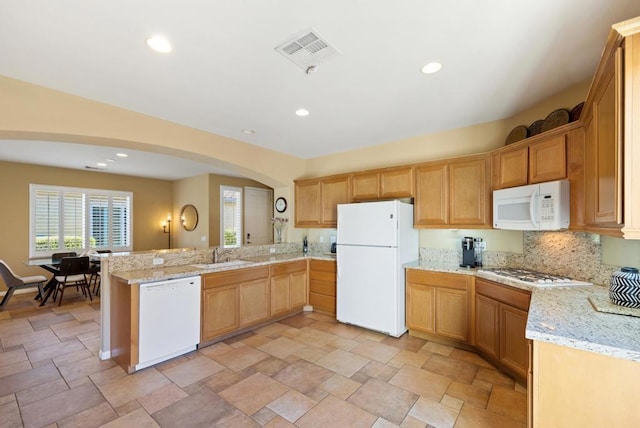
[[476, 278, 531, 311], [203, 266, 269, 289], [309, 292, 336, 313], [270, 260, 307, 276], [309, 279, 336, 296], [309, 259, 336, 273], [406, 269, 472, 291]]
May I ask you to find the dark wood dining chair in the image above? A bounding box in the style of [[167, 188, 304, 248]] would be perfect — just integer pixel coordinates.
[[0, 260, 47, 309], [90, 250, 111, 295], [51, 252, 78, 264], [53, 256, 92, 306]]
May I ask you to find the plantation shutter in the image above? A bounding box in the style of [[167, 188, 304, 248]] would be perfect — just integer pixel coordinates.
[[33, 189, 60, 252]]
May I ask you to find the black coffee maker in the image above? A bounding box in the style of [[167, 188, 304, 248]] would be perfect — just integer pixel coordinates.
[[460, 236, 475, 268]]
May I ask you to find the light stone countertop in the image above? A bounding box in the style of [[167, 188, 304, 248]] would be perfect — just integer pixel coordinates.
[[111, 252, 337, 284], [405, 262, 640, 362]]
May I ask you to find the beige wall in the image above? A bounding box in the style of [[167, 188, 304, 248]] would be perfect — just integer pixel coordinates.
[[0, 161, 173, 289], [173, 174, 210, 249]]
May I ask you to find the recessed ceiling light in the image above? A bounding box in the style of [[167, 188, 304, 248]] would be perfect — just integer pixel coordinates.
[[145, 35, 172, 53], [242, 129, 255, 135], [421, 62, 442, 74], [97, 162, 107, 167], [296, 108, 310, 117], [116, 153, 128, 158], [106, 158, 115, 163]]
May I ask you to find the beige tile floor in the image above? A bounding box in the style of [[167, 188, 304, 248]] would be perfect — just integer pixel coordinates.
[[0, 291, 527, 427]]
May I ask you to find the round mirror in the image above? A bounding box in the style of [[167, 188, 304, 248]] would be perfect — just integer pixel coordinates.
[[180, 204, 199, 231]]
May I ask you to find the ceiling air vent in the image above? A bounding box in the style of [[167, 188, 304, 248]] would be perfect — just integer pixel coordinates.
[[275, 28, 340, 71]]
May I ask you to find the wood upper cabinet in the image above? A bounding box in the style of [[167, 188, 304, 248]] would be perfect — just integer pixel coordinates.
[[584, 47, 623, 229], [295, 179, 321, 227], [449, 156, 490, 226], [309, 259, 336, 315], [493, 146, 528, 189], [492, 133, 567, 190], [406, 269, 474, 344], [270, 261, 307, 317], [475, 278, 531, 381], [352, 171, 380, 200], [414, 162, 448, 226], [320, 175, 351, 226], [415, 155, 490, 228], [295, 174, 350, 228], [352, 166, 414, 201], [528, 135, 567, 184]]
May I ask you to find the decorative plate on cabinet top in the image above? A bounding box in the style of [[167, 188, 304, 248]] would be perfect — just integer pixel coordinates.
[[505, 125, 529, 145], [528, 119, 545, 137], [541, 108, 570, 132], [569, 102, 585, 122]]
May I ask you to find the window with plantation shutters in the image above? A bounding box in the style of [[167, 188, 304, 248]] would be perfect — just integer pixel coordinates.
[[30, 184, 133, 257], [220, 186, 242, 248]]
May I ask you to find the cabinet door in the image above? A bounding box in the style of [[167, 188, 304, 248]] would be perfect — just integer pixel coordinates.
[[352, 172, 380, 200], [500, 303, 529, 379], [497, 146, 529, 188], [380, 167, 414, 198], [295, 179, 321, 226], [289, 271, 308, 309], [593, 58, 622, 224], [435, 287, 468, 342], [406, 283, 435, 334], [414, 163, 448, 226], [529, 135, 567, 184], [475, 294, 499, 360], [321, 175, 351, 226], [201, 285, 238, 341], [239, 278, 269, 327], [270, 275, 290, 317], [449, 157, 489, 226]]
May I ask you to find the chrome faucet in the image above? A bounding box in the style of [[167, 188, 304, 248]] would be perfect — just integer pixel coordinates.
[[213, 247, 233, 263]]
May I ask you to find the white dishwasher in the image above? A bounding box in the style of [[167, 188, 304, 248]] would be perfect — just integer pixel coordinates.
[[137, 276, 201, 370]]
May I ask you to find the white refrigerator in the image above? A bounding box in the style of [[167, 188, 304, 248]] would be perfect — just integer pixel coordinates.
[[336, 200, 418, 337]]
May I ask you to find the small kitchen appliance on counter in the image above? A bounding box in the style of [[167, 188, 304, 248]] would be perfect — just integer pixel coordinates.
[[460, 237, 475, 268]]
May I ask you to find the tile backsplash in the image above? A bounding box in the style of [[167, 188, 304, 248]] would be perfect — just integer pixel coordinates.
[[420, 231, 620, 286]]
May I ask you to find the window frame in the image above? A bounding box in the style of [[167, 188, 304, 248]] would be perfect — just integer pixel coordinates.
[[220, 185, 242, 248], [29, 184, 133, 258]]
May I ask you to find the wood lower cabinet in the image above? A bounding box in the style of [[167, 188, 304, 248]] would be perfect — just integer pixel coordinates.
[[475, 293, 500, 360], [202, 285, 239, 340], [270, 260, 307, 317], [309, 259, 336, 315], [406, 270, 474, 344], [201, 266, 269, 342], [475, 278, 531, 381]]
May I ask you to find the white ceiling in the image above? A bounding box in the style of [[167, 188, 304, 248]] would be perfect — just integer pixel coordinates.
[[1, 1, 640, 180]]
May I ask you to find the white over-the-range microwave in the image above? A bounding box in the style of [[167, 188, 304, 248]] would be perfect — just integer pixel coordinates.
[[493, 179, 570, 231]]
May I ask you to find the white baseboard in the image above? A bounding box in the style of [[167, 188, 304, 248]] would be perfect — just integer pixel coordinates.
[[303, 305, 313, 312], [99, 350, 111, 360]]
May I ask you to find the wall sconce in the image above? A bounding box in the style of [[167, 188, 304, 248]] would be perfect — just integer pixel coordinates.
[[161, 215, 172, 249]]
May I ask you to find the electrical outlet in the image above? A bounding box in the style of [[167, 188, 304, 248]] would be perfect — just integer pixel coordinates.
[[152, 258, 164, 265], [269, 247, 276, 254], [481, 241, 487, 250]]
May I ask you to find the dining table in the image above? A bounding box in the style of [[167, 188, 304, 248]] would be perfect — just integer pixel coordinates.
[[23, 258, 62, 305]]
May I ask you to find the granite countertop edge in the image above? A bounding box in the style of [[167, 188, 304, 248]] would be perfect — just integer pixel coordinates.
[[111, 252, 337, 284]]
